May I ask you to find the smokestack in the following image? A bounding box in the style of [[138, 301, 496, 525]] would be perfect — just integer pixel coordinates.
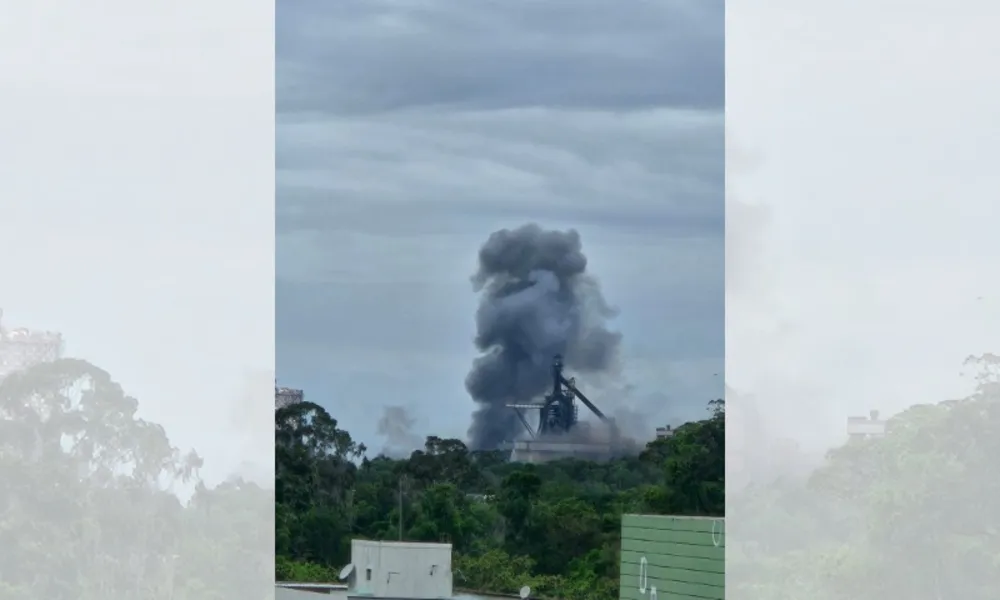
[[465, 224, 622, 449]]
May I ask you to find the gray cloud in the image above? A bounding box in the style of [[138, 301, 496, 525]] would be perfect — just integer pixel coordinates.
[[277, 0, 723, 115], [276, 0, 724, 449], [276, 108, 723, 240]]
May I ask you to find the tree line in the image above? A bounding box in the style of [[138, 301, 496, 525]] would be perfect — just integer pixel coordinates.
[[275, 399, 724, 599]]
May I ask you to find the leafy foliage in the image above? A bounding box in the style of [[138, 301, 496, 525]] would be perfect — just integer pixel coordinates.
[[275, 400, 725, 598]]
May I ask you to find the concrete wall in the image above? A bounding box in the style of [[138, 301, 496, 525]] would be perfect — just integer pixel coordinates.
[[619, 514, 724, 600], [508, 439, 612, 463]]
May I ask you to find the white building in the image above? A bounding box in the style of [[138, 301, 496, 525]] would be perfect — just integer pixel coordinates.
[[655, 425, 674, 439], [275, 386, 305, 410], [341, 540, 453, 599], [847, 409, 886, 438], [0, 310, 63, 381]]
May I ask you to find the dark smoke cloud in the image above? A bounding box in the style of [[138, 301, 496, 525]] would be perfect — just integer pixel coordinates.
[[377, 405, 423, 458], [465, 224, 622, 449]]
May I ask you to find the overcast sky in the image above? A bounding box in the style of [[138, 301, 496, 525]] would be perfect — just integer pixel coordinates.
[[276, 0, 724, 452]]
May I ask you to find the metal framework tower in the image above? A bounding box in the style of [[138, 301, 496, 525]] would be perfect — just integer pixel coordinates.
[[505, 354, 608, 438], [0, 309, 64, 381], [500, 355, 618, 463]]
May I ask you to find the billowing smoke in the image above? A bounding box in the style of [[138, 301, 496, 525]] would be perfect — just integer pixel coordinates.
[[465, 224, 622, 450], [377, 405, 423, 458]]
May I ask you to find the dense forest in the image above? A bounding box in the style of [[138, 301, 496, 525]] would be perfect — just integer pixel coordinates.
[[275, 399, 725, 599]]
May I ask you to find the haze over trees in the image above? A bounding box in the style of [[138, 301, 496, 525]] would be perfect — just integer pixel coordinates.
[[1, 359, 273, 599], [275, 399, 725, 599], [729, 353, 1000, 600]]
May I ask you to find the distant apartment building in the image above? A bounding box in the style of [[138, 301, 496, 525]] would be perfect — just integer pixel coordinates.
[[275, 386, 304, 410], [847, 409, 886, 439], [655, 425, 674, 439], [0, 309, 63, 381]]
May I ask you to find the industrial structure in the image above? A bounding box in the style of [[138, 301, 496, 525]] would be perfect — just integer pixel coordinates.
[[847, 409, 886, 438], [619, 514, 724, 600], [275, 386, 305, 410], [502, 354, 619, 462], [0, 309, 63, 381], [506, 354, 607, 436]]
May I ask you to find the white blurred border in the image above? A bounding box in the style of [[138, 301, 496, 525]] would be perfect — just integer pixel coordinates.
[[1, 0, 274, 595], [727, 0, 1000, 597]]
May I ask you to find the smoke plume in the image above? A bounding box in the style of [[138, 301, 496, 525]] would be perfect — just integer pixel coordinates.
[[377, 405, 423, 458], [465, 224, 622, 449]]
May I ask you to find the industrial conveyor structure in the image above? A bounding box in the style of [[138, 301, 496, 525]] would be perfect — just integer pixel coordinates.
[[503, 354, 616, 462]]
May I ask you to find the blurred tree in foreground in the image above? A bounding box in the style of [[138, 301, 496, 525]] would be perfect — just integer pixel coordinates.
[[0, 359, 273, 600]]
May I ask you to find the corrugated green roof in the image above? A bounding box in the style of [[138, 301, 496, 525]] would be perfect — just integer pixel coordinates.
[[619, 514, 724, 600]]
